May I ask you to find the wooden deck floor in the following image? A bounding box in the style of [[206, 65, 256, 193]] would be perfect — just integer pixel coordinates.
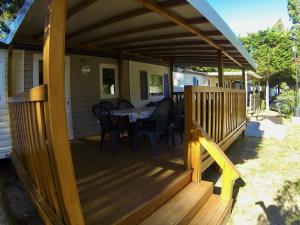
[[71, 136, 185, 225]]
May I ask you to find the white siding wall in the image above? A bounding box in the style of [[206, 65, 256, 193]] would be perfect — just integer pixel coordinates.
[[0, 50, 10, 159], [129, 61, 170, 108], [12, 50, 25, 95], [0, 49, 25, 159], [70, 54, 119, 138]]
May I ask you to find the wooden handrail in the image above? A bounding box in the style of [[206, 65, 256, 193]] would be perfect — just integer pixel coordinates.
[[192, 121, 240, 201], [8, 84, 48, 103]]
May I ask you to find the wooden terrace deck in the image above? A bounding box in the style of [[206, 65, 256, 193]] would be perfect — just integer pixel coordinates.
[[71, 136, 186, 225]]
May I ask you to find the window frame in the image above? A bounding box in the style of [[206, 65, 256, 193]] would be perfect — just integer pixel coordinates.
[[99, 63, 119, 99], [147, 73, 164, 97]]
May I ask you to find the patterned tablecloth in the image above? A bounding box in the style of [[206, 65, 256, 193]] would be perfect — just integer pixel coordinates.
[[111, 107, 155, 123]]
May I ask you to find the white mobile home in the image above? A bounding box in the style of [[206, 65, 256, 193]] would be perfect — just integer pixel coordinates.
[[173, 68, 208, 92]]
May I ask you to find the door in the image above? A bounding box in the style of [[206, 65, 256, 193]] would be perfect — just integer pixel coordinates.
[[33, 54, 74, 139]]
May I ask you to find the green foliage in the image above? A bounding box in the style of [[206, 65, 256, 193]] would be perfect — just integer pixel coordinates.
[[277, 86, 296, 116], [241, 20, 294, 80], [0, 0, 25, 39], [190, 66, 217, 73], [288, 0, 300, 25]]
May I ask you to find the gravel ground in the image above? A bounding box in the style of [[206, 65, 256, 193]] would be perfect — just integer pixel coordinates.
[[224, 115, 300, 225], [0, 159, 43, 225]]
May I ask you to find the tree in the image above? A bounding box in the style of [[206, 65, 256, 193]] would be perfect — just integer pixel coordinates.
[[0, 0, 25, 39], [241, 20, 294, 110]]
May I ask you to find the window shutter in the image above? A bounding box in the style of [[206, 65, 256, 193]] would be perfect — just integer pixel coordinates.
[[163, 74, 170, 97], [140, 71, 148, 100], [193, 77, 197, 85]]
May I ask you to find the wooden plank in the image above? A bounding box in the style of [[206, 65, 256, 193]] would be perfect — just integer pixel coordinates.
[[134, 0, 243, 67], [66, 0, 188, 40], [208, 92, 212, 137], [11, 152, 64, 225], [139, 182, 213, 225], [67, 0, 99, 19], [184, 86, 193, 170], [37, 102, 63, 217], [217, 50, 224, 87], [83, 18, 206, 45], [131, 46, 236, 53], [119, 40, 229, 51], [202, 93, 206, 132], [42, 0, 85, 224], [113, 171, 192, 225], [8, 84, 47, 103]]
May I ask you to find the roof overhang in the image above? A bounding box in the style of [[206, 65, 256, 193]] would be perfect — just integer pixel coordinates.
[[1, 0, 257, 70]]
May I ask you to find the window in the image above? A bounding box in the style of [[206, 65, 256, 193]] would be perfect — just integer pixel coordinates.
[[0, 59, 5, 105], [100, 64, 119, 99], [148, 74, 163, 96]]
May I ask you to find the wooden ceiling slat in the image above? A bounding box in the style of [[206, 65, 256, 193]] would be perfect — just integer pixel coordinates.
[[97, 30, 222, 48], [119, 40, 230, 51], [66, 0, 189, 40], [67, 0, 99, 19], [82, 17, 208, 45], [129, 46, 237, 53], [134, 0, 243, 67]]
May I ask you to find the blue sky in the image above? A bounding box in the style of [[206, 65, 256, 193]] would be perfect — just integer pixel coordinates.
[[207, 0, 291, 36]]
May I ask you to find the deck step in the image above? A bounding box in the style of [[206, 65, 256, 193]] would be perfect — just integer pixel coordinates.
[[189, 195, 232, 225], [139, 181, 213, 225], [114, 170, 192, 225]]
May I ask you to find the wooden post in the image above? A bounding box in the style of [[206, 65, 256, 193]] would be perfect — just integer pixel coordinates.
[[184, 86, 194, 170], [43, 0, 85, 225], [217, 49, 224, 87], [118, 51, 123, 98], [253, 79, 256, 114], [7, 45, 13, 97], [242, 68, 247, 112], [169, 62, 174, 95]]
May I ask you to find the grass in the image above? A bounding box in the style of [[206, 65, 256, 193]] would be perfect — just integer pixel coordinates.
[[224, 121, 300, 225]]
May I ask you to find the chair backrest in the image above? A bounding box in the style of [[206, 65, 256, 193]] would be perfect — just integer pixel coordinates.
[[117, 99, 134, 110], [99, 101, 117, 112], [174, 98, 184, 126], [150, 98, 171, 131]]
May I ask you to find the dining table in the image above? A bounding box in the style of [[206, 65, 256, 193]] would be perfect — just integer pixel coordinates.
[[111, 106, 155, 123], [110, 106, 155, 151]]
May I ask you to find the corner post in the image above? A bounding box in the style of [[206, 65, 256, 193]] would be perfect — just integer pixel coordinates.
[[170, 62, 174, 96], [242, 68, 247, 113], [184, 86, 194, 170], [43, 0, 85, 224], [118, 51, 123, 97], [217, 49, 224, 87]]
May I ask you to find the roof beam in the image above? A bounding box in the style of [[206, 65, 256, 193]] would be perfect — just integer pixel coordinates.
[[118, 40, 230, 51], [129, 46, 237, 53], [97, 30, 222, 48], [82, 17, 208, 45], [66, 0, 188, 40], [67, 0, 99, 19], [142, 51, 244, 57], [134, 0, 243, 67]]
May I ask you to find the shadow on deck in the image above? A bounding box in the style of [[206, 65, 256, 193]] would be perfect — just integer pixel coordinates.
[[71, 136, 185, 225]]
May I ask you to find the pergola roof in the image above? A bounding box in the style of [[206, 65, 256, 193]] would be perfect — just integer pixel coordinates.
[[9, 0, 256, 70]]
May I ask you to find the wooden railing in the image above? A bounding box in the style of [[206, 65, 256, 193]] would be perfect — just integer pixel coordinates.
[[191, 122, 240, 201], [8, 85, 84, 225], [181, 86, 246, 175]]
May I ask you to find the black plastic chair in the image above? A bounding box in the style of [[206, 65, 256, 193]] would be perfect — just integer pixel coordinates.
[[171, 98, 184, 144], [117, 99, 134, 110], [92, 101, 127, 153], [138, 98, 172, 157]]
